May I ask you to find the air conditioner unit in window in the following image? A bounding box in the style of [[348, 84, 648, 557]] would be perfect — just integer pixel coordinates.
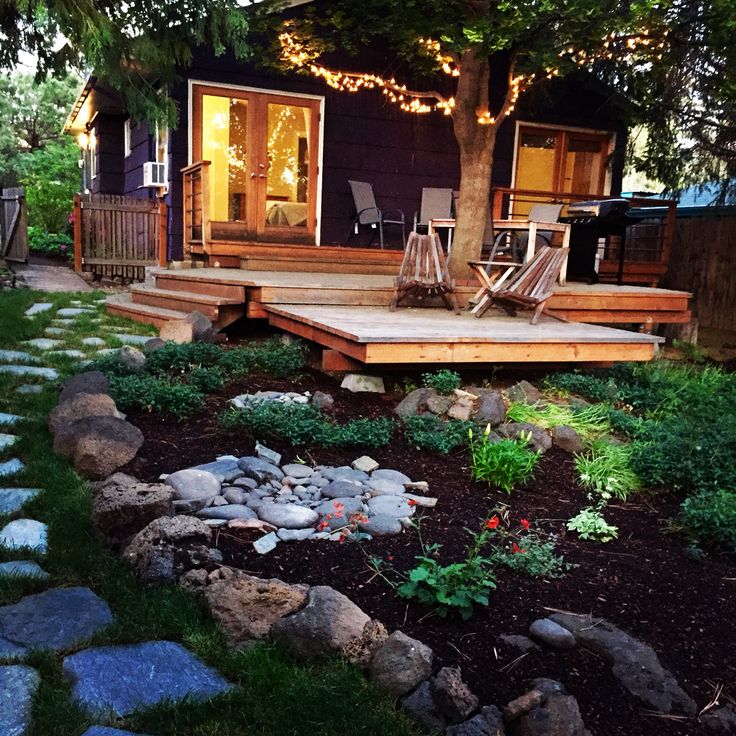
[[143, 161, 167, 187]]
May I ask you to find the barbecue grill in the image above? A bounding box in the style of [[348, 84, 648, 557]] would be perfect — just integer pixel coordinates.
[[560, 198, 636, 284]]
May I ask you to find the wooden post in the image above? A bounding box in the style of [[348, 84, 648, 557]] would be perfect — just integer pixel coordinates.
[[73, 194, 83, 273], [158, 199, 168, 267], [492, 188, 504, 222]]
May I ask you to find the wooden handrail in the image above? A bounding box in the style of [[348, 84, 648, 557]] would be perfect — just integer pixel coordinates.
[[181, 159, 211, 175]]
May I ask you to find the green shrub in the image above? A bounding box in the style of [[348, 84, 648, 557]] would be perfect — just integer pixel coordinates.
[[219, 338, 305, 378], [188, 366, 225, 393], [403, 414, 474, 454], [146, 342, 222, 374], [469, 428, 539, 493], [27, 227, 73, 259], [489, 534, 569, 578], [108, 375, 204, 418], [422, 369, 462, 395], [575, 441, 641, 501], [680, 489, 736, 553], [543, 372, 618, 403], [326, 417, 394, 448], [607, 407, 645, 437]]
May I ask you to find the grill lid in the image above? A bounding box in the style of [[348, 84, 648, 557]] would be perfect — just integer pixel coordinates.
[[567, 198, 630, 219]]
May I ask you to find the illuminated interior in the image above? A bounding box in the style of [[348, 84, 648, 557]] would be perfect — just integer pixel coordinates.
[[514, 132, 557, 217]]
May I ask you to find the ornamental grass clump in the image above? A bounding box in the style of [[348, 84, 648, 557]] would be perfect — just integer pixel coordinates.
[[575, 440, 641, 501], [468, 426, 539, 493], [505, 401, 611, 442]]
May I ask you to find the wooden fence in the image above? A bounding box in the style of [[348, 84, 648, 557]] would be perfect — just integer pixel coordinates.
[[0, 187, 28, 263], [73, 193, 167, 281], [663, 214, 736, 333]]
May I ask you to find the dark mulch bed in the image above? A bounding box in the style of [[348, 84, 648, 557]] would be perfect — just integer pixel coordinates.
[[124, 368, 736, 736]]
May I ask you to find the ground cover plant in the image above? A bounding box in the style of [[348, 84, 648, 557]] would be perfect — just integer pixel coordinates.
[[0, 289, 421, 736], [422, 368, 462, 395], [468, 427, 539, 493]]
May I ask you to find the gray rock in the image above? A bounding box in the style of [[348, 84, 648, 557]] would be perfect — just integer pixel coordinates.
[[277, 528, 315, 542], [498, 423, 551, 453], [210, 496, 228, 507], [184, 311, 216, 342], [401, 681, 446, 732], [431, 666, 479, 723], [0, 519, 47, 552], [445, 706, 506, 736], [48, 392, 120, 433], [0, 365, 58, 379], [511, 693, 591, 736], [0, 350, 39, 364], [272, 586, 386, 665], [403, 493, 437, 508], [321, 479, 364, 499], [281, 463, 313, 479], [81, 337, 106, 347], [550, 612, 697, 715], [372, 468, 412, 485], [16, 384, 43, 395], [0, 459, 25, 478], [497, 634, 540, 653], [367, 495, 415, 518], [315, 497, 364, 517], [0, 665, 40, 736], [257, 504, 319, 529], [369, 631, 433, 698], [92, 482, 174, 548], [197, 504, 257, 521], [426, 395, 453, 415], [165, 468, 222, 505], [253, 532, 279, 554], [367, 478, 406, 496], [322, 466, 369, 482], [340, 374, 385, 393], [447, 399, 474, 422], [351, 455, 379, 473], [238, 456, 284, 484], [143, 337, 166, 354], [59, 371, 109, 402], [24, 337, 62, 350], [531, 678, 569, 699], [255, 443, 281, 467], [0, 488, 40, 514], [114, 334, 151, 346], [474, 391, 506, 426], [45, 327, 69, 336], [117, 346, 146, 373], [25, 302, 53, 316], [0, 587, 113, 652], [505, 380, 544, 405], [190, 456, 243, 483], [223, 488, 247, 505], [529, 618, 577, 650], [58, 307, 94, 316], [82, 727, 149, 736], [62, 640, 232, 717], [312, 390, 335, 411], [233, 477, 258, 490], [394, 387, 435, 418], [551, 426, 585, 454], [702, 704, 736, 733], [358, 514, 403, 536], [0, 561, 48, 579]]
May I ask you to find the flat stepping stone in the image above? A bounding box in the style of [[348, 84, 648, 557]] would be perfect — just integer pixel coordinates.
[[0, 414, 22, 427], [97, 349, 120, 357], [0, 434, 18, 452], [0, 519, 47, 553], [81, 337, 106, 347], [0, 489, 41, 514], [0, 587, 113, 653], [24, 338, 62, 351], [51, 350, 86, 359], [0, 665, 40, 736], [0, 350, 39, 364], [53, 319, 75, 326], [0, 561, 49, 579], [0, 459, 26, 478], [25, 302, 53, 316], [63, 640, 233, 717], [113, 334, 150, 346], [0, 366, 58, 380], [82, 728, 149, 736], [57, 308, 95, 316], [44, 327, 69, 336], [16, 385, 42, 395]]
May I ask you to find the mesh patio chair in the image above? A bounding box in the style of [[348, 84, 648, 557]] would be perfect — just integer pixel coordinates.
[[347, 180, 406, 249], [413, 187, 454, 232]]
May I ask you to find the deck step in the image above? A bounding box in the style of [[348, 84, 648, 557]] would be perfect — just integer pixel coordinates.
[[240, 255, 399, 275], [153, 274, 247, 301], [131, 286, 243, 320], [106, 296, 190, 330]]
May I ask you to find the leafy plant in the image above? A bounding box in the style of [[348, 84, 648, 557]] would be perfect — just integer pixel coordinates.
[[468, 427, 539, 493], [575, 441, 641, 501], [506, 400, 611, 442], [27, 227, 73, 259], [108, 375, 204, 418], [422, 369, 462, 395], [680, 489, 736, 553], [490, 533, 569, 578], [672, 339, 707, 363], [219, 338, 305, 378], [567, 507, 619, 543], [188, 366, 225, 393], [403, 414, 473, 454], [543, 372, 618, 403], [146, 342, 222, 374]]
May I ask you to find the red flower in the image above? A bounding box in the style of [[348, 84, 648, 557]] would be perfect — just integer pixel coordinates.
[[333, 501, 345, 511], [519, 518, 530, 530], [407, 499, 417, 507], [511, 542, 527, 554], [387, 554, 394, 561], [317, 521, 329, 531], [486, 516, 500, 529]]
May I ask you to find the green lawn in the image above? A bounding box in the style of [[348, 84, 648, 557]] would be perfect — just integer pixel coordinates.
[[0, 288, 421, 736]]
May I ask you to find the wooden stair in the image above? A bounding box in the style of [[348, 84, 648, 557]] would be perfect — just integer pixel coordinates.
[[106, 278, 246, 330]]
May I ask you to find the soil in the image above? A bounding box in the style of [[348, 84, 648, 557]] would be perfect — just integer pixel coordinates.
[[123, 364, 736, 736]]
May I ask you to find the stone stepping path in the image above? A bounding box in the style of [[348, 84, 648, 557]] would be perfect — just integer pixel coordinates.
[[16, 385, 42, 395], [0, 665, 40, 736], [83, 728, 148, 736], [0, 561, 49, 579], [82, 337, 106, 347], [23, 338, 63, 351], [0, 351, 39, 365], [0, 434, 18, 452], [0, 459, 25, 477], [0, 519, 47, 553], [52, 319, 76, 326], [0, 414, 22, 427], [0, 365, 59, 380], [63, 640, 233, 717], [24, 303, 53, 317], [0, 587, 112, 654], [113, 334, 150, 346], [0, 489, 40, 514], [44, 327, 69, 336], [51, 349, 86, 359], [57, 308, 95, 317]]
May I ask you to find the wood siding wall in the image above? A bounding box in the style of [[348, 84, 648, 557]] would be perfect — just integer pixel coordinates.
[[664, 214, 736, 333]]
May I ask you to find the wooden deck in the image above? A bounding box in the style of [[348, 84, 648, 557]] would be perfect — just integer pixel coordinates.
[[106, 267, 681, 365]]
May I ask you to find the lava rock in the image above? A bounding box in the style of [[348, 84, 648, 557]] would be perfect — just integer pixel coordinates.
[[551, 426, 585, 454], [474, 391, 507, 426], [58, 371, 109, 403], [117, 346, 146, 373], [498, 422, 552, 453], [394, 388, 435, 418], [401, 681, 446, 732], [431, 666, 479, 723], [369, 631, 433, 698], [505, 380, 544, 405]]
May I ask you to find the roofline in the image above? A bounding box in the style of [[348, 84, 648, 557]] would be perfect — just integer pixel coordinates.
[[63, 74, 96, 133]]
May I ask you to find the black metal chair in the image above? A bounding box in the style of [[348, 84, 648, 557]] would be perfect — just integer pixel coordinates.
[[347, 180, 406, 249]]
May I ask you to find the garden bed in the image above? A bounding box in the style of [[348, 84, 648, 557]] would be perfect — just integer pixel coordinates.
[[122, 365, 736, 736]]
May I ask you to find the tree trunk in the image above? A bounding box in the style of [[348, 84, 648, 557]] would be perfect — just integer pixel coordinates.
[[448, 48, 497, 281]]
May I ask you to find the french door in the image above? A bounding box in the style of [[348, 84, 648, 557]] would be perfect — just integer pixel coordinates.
[[192, 84, 321, 243]]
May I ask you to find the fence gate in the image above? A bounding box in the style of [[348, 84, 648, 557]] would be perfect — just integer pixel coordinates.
[[0, 187, 29, 263], [73, 193, 167, 281]]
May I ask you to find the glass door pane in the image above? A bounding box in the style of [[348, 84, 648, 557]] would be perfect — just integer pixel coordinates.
[[513, 131, 559, 217], [264, 102, 311, 229], [201, 94, 250, 225]]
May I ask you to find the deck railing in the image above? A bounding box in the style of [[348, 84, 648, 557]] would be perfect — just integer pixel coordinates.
[[182, 160, 211, 258], [492, 187, 677, 286]]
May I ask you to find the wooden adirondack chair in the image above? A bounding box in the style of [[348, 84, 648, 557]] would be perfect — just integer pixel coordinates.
[[390, 232, 460, 313], [471, 245, 568, 324]]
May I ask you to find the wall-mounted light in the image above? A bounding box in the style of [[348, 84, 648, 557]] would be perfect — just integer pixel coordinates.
[[77, 132, 89, 149]]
